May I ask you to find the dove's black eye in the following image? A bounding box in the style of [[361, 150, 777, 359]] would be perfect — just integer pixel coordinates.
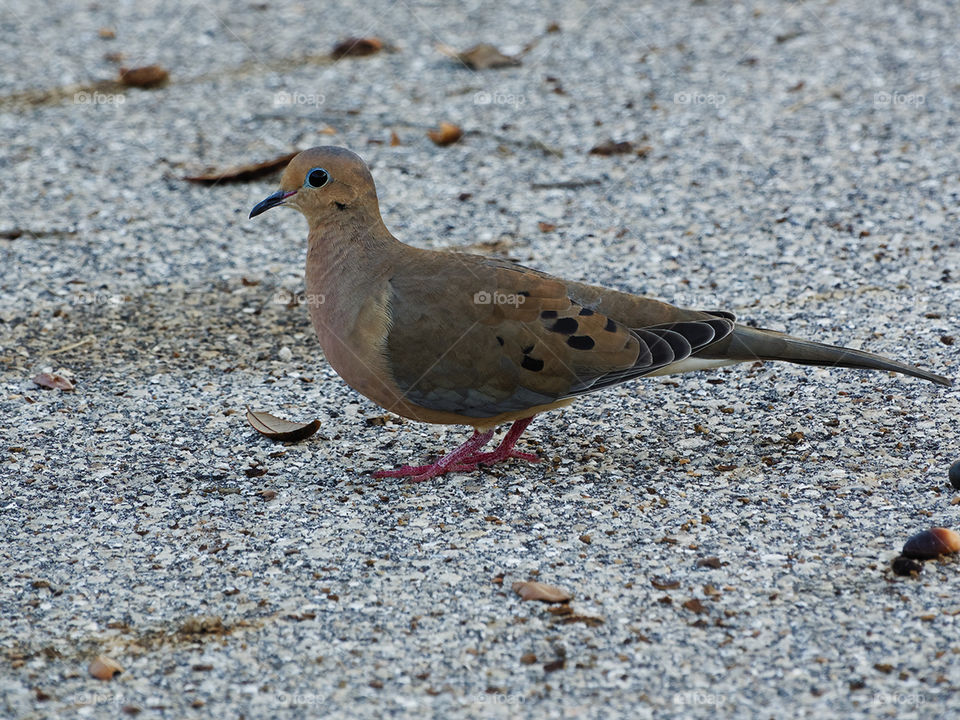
[[305, 167, 330, 188]]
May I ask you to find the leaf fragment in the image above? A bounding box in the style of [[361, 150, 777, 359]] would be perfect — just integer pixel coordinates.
[[33, 373, 74, 391], [118, 65, 169, 88], [184, 151, 300, 185], [455, 43, 521, 70], [427, 122, 463, 146], [511, 580, 572, 603], [331, 37, 383, 59]]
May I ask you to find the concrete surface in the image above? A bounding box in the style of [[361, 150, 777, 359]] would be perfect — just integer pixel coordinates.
[[1, 1, 958, 718]]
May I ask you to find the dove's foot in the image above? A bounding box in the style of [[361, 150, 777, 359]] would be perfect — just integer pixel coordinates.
[[373, 418, 537, 483]]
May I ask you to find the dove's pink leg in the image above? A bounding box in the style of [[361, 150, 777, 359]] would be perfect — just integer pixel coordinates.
[[455, 417, 539, 468], [373, 417, 540, 483], [373, 429, 495, 482]]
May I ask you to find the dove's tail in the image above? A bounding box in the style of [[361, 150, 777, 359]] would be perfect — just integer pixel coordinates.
[[698, 325, 952, 386]]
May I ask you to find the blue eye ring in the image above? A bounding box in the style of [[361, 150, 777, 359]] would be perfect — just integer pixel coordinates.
[[304, 167, 330, 188]]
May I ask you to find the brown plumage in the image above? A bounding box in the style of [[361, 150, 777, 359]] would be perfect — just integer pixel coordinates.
[[250, 146, 951, 481]]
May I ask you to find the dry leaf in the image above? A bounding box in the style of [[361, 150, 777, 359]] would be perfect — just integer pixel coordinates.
[[455, 43, 521, 70], [184, 151, 299, 185], [427, 122, 463, 147], [682, 598, 706, 614], [538, 222, 557, 232], [331, 37, 383, 59], [512, 580, 572, 603], [89, 655, 123, 680], [246, 408, 321, 442], [118, 65, 169, 88], [98, 27, 115, 39], [589, 140, 635, 156], [33, 373, 74, 391], [390, 131, 401, 146]]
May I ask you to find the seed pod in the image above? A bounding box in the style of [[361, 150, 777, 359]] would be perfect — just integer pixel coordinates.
[[89, 654, 123, 680], [891, 555, 924, 576], [949, 460, 960, 491], [901, 527, 960, 560]]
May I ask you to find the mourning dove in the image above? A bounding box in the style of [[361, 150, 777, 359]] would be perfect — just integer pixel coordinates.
[[250, 147, 951, 482]]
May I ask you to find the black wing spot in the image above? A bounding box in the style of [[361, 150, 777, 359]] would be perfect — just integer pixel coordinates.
[[578, 307, 595, 316], [567, 335, 596, 350], [550, 317, 579, 334], [604, 318, 617, 332], [521, 344, 534, 354], [521, 356, 545, 372], [496, 336, 504, 346], [540, 310, 558, 319]]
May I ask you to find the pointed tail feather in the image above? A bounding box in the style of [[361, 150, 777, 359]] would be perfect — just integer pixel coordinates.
[[698, 325, 952, 386]]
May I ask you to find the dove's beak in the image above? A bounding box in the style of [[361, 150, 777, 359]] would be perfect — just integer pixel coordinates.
[[249, 189, 297, 219]]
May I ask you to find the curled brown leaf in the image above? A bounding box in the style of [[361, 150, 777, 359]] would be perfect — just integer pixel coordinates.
[[246, 408, 321, 442]]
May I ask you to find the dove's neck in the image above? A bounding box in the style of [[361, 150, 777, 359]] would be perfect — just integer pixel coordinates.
[[306, 211, 397, 287], [303, 211, 401, 352]]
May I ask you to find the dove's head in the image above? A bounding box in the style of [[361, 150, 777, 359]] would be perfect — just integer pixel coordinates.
[[249, 146, 382, 228]]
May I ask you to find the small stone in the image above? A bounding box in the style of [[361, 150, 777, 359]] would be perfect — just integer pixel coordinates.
[[278, 346, 293, 362]]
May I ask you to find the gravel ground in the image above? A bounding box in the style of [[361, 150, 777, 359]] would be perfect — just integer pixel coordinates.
[[2, 1, 958, 718]]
